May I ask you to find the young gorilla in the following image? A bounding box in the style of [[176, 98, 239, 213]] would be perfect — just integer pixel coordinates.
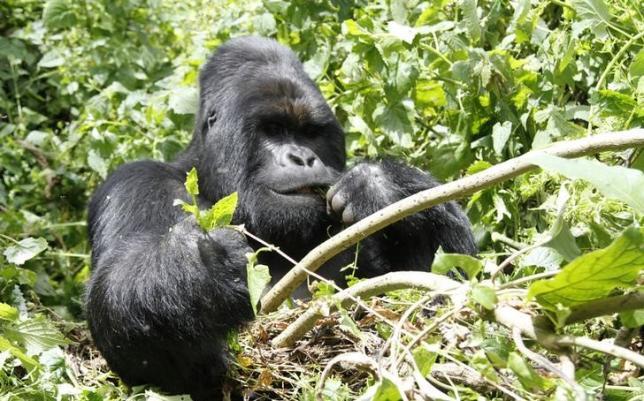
[[86, 37, 476, 400]]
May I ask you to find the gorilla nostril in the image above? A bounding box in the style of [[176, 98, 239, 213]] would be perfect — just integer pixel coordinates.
[[287, 153, 305, 167], [306, 157, 317, 167]]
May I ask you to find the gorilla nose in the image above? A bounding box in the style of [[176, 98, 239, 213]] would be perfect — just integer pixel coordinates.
[[287, 152, 317, 167], [283, 146, 320, 168]]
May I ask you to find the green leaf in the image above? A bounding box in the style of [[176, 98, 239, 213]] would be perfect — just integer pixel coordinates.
[[543, 187, 581, 262], [5, 316, 67, 355], [185, 167, 199, 197], [387, 21, 416, 44], [431, 248, 483, 278], [471, 284, 498, 310], [571, 0, 613, 38], [168, 87, 198, 115], [0, 303, 19, 321], [372, 377, 403, 401], [492, 121, 512, 156], [461, 0, 481, 43], [412, 344, 437, 376], [200, 192, 238, 230], [3, 237, 49, 265], [38, 49, 65, 68], [620, 306, 644, 328], [42, 0, 76, 29], [246, 250, 272, 315], [528, 227, 644, 309], [0, 336, 40, 372], [88, 149, 108, 179], [526, 153, 644, 213], [507, 352, 545, 390], [630, 49, 644, 78]]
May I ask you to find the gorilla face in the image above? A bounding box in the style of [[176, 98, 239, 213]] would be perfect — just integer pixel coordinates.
[[193, 37, 345, 247]]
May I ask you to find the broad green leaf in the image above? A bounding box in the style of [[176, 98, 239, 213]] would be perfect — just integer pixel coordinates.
[[88, 149, 108, 179], [461, 0, 481, 43], [246, 262, 271, 315], [0, 336, 40, 372], [471, 284, 498, 310], [630, 49, 644, 78], [387, 21, 416, 44], [543, 186, 581, 261], [372, 377, 403, 401], [38, 50, 65, 68], [185, 167, 199, 197], [3, 237, 49, 265], [571, 0, 613, 38], [5, 316, 67, 355], [200, 192, 238, 230], [168, 87, 198, 115], [412, 344, 437, 376], [528, 227, 644, 309], [507, 352, 545, 390], [492, 121, 512, 156], [0, 303, 18, 321], [42, 0, 76, 29], [431, 248, 483, 278], [620, 307, 644, 328], [526, 153, 644, 213]]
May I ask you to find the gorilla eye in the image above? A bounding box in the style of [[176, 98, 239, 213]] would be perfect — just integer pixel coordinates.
[[263, 122, 285, 136], [207, 112, 217, 130]]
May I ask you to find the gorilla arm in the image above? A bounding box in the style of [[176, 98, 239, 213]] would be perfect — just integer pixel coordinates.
[[86, 161, 252, 392], [326, 159, 477, 277]]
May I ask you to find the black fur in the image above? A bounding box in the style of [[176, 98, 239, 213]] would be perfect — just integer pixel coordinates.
[[86, 36, 476, 401]]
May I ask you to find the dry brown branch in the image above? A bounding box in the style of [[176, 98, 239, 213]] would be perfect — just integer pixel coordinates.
[[260, 129, 644, 313]]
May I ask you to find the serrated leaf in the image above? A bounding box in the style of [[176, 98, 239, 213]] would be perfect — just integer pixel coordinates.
[[5, 316, 67, 355], [528, 227, 644, 309], [461, 0, 481, 43], [42, 0, 75, 29], [0, 303, 18, 321], [3, 237, 49, 265], [184, 167, 199, 197], [246, 259, 271, 316], [431, 248, 482, 278], [571, 0, 612, 38], [471, 284, 498, 310], [526, 153, 644, 213], [492, 121, 512, 156], [200, 192, 238, 230]]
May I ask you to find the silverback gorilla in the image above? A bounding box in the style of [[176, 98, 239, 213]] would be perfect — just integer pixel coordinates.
[[86, 37, 476, 400]]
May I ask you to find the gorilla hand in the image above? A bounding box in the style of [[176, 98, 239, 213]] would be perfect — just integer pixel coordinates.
[[326, 162, 400, 225]]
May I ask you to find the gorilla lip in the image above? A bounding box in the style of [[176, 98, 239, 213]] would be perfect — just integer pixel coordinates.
[[276, 184, 328, 197]]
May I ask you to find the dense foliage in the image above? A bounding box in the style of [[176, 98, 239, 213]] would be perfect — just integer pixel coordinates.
[[1, 0, 642, 400]]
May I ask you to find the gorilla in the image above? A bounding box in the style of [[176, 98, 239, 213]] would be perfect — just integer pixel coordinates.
[[86, 36, 476, 400]]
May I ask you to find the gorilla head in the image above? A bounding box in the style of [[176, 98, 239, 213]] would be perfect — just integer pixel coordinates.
[[183, 37, 345, 248]]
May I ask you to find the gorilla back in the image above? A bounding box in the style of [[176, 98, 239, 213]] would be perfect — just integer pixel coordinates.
[[86, 36, 476, 401]]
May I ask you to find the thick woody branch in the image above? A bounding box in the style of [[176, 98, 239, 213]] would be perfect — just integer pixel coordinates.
[[260, 129, 644, 313]]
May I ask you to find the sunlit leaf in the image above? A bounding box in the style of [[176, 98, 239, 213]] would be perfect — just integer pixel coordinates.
[[527, 153, 644, 213], [528, 227, 644, 309], [3, 237, 49, 265], [200, 192, 238, 230]]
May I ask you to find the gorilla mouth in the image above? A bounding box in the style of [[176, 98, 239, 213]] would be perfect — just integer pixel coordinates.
[[276, 184, 328, 198]]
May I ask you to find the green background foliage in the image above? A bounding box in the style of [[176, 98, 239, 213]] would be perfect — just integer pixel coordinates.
[[1, 0, 642, 399]]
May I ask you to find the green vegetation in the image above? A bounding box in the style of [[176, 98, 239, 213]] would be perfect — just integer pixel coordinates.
[[1, 0, 642, 400]]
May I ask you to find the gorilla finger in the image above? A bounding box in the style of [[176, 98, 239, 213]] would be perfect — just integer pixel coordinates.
[[331, 192, 347, 214], [341, 204, 355, 224]]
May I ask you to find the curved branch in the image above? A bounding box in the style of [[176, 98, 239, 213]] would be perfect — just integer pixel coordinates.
[[261, 129, 644, 313], [271, 272, 464, 347], [565, 292, 644, 325]]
